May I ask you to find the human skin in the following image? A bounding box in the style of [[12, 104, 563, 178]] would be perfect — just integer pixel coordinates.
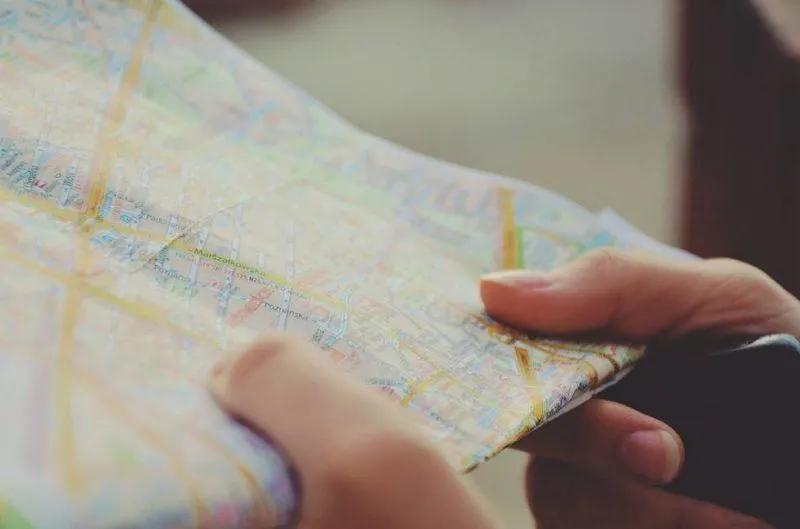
[[481, 250, 800, 529], [210, 250, 799, 528]]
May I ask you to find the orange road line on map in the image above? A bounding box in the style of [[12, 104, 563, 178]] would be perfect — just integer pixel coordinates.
[[522, 339, 590, 365], [54, 283, 83, 491], [8, 0, 536, 493], [55, 2, 161, 492], [0, 178, 61, 211], [400, 372, 445, 408], [534, 341, 600, 386], [513, 347, 545, 422], [395, 338, 504, 410], [529, 338, 622, 382], [95, 213, 349, 313], [547, 342, 622, 372], [0, 192, 511, 421], [0, 197, 411, 376], [83, 1, 160, 222], [464, 311, 601, 419], [77, 373, 210, 527], [3, 226, 523, 431], [1, 225, 503, 418], [164, 420, 275, 527], [78, 368, 277, 526], [498, 188, 518, 270], [467, 313, 576, 365], [0, 187, 80, 223], [0, 246, 217, 349]]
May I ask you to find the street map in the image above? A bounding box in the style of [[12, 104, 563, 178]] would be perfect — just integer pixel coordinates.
[[0, 1, 690, 527]]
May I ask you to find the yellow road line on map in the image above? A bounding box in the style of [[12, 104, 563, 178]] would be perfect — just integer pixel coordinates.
[[83, 1, 160, 221], [151, 411, 276, 526], [0, 237, 489, 521], [0, 186, 80, 223], [394, 338, 505, 410], [534, 341, 600, 386], [53, 3, 160, 492], [2, 221, 519, 436], [2, 230, 267, 523], [513, 347, 545, 422], [467, 313, 576, 365], [77, 373, 209, 527], [0, 192, 509, 423], [7, 0, 538, 487], [78, 368, 275, 526], [66, 190, 352, 313], [54, 281, 83, 491], [2, 222, 485, 416], [165, 421, 276, 527], [400, 372, 445, 408], [548, 342, 622, 372], [499, 188, 518, 270], [0, 183, 427, 358], [0, 247, 217, 349], [522, 339, 593, 366], [513, 348, 533, 382]]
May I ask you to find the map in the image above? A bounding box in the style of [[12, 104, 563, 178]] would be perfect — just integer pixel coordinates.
[[0, 1, 684, 527]]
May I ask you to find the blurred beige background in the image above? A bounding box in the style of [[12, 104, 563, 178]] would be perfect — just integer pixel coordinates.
[[213, 1, 681, 526]]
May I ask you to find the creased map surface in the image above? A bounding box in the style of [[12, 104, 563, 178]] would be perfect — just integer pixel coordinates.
[[0, 1, 668, 527]]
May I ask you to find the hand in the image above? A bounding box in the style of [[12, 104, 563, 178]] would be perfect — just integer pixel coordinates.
[[208, 336, 501, 529], [480, 249, 800, 529]]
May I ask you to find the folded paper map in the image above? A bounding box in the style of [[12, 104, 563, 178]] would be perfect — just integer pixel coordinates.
[[0, 1, 688, 527]]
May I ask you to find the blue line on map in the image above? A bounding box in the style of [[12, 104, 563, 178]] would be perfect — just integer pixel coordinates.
[[98, 190, 114, 219]]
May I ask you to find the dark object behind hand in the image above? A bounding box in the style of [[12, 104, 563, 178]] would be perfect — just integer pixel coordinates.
[[600, 334, 800, 529]]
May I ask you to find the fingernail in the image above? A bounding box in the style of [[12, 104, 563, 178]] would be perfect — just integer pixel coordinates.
[[618, 430, 682, 483], [481, 270, 553, 289]]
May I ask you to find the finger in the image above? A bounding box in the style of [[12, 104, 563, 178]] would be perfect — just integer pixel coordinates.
[[513, 399, 683, 485], [480, 249, 800, 340], [528, 459, 773, 529], [208, 335, 498, 529]]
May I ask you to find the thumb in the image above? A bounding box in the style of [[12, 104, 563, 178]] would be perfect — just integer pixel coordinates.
[[480, 249, 800, 340]]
